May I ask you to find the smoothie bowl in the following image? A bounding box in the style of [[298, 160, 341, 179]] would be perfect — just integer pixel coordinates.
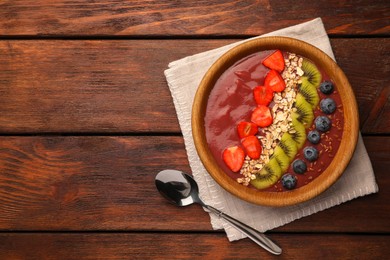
[[192, 37, 359, 207]]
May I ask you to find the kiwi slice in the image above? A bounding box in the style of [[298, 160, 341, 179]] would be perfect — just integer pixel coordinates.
[[298, 77, 319, 109], [278, 133, 298, 161], [301, 59, 322, 87], [250, 157, 282, 190], [272, 146, 290, 173], [290, 118, 306, 149], [292, 93, 314, 128]]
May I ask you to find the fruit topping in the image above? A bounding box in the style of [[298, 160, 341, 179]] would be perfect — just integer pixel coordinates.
[[281, 173, 297, 190], [320, 98, 337, 114], [315, 116, 331, 132], [307, 130, 321, 144], [301, 59, 322, 87], [320, 81, 334, 94], [278, 133, 298, 161], [272, 146, 290, 172], [292, 159, 307, 174], [290, 118, 306, 149], [251, 105, 273, 127], [237, 121, 258, 139], [298, 77, 319, 109], [223, 146, 245, 172], [241, 136, 262, 159], [292, 93, 314, 128], [253, 85, 274, 106], [262, 50, 285, 73], [303, 146, 319, 162], [250, 157, 282, 190], [264, 69, 286, 92]]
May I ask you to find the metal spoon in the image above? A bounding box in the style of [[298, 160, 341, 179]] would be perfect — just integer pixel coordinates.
[[155, 169, 282, 255]]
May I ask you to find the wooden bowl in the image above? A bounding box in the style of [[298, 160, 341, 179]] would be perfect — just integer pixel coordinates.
[[192, 36, 359, 207]]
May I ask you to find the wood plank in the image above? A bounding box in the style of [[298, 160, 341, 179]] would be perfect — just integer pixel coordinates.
[[361, 86, 390, 133], [0, 39, 225, 133], [0, 233, 388, 259], [0, 0, 389, 36], [0, 39, 389, 133], [0, 136, 388, 232], [331, 39, 390, 134]]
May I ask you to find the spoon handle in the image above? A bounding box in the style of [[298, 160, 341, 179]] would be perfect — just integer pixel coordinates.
[[205, 205, 282, 255]]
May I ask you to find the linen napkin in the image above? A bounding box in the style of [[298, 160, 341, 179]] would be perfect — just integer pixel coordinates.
[[164, 18, 379, 241]]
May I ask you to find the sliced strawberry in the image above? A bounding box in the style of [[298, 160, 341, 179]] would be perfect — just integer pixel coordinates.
[[253, 85, 274, 106], [222, 146, 245, 172], [264, 69, 286, 92], [242, 136, 262, 159], [237, 121, 258, 139], [251, 105, 273, 127], [262, 50, 285, 72]]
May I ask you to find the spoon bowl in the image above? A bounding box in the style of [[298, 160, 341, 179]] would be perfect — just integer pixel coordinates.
[[155, 169, 200, 206], [155, 169, 282, 255]]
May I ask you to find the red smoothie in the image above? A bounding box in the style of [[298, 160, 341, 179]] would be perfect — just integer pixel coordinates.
[[204, 50, 344, 192]]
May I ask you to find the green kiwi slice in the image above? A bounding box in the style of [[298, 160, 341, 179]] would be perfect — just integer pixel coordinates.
[[298, 77, 319, 109], [290, 118, 306, 149], [272, 146, 290, 173], [292, 93, 314, 128], [278, 133, 298, 161], [301, 59, 322, 87], [250, 157, 282, 190]]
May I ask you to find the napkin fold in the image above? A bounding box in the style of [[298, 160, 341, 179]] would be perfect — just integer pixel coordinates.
[[164, 18, 378, 241]]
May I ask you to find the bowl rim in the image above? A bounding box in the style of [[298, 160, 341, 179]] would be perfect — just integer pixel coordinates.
[[191, 36, 359, 207]]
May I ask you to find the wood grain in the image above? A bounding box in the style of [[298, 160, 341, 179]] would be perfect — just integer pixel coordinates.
[[0, 39, 388, 133], [0, 1, 387, 257], [0, 233, 388, 259], [0, 136, 388, 232], [331, 39, 390, 134], [0, 0, 389, 36], [361, 85, 390, 133]]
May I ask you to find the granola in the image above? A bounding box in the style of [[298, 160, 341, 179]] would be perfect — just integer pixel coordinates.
[[238, 53, 303, 186]]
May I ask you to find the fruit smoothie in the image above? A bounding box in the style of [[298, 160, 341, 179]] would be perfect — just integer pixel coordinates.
[[204, 50, 344, 192]]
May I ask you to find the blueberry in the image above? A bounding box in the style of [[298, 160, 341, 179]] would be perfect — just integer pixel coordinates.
[[320, 98, 337, 114], [292, 159, 307, 174], [307, 130, 321, 144], [315, 116, 331, 132], [303, 146, 319, 162], [320, 81, 334, 94], [281, 173, 297, 190]]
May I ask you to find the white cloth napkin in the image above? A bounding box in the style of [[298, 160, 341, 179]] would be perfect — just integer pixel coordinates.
[[164, 18, 379, 241]]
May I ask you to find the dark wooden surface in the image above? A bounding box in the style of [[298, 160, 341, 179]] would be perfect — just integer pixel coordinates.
[[0, 0, 389, 36], [0, 233, 388, 259], [0, 1, 389, 259]]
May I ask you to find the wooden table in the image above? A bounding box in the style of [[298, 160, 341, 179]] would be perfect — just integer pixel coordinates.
[[0, 1, 389, 259]]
